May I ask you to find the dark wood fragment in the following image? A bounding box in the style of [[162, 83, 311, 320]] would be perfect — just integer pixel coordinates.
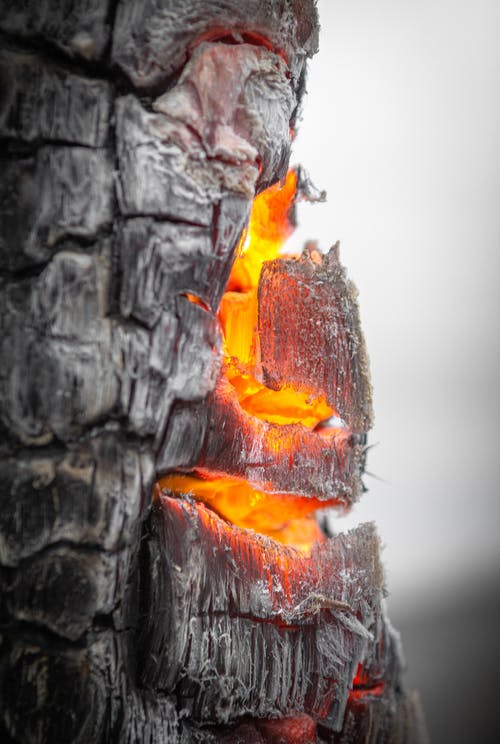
[[0, 628, 183, 743], [156, 400, 207, 473], [0, 545, 131, 640], [0, 632, 111, 744], [0, 0, 112, 61], [0, 247, 118, 443], [0, 2, 425, 740], [319, 690, 428, 744], [115, 96, 220, 225], [0, 148, 114, 270], [0, 432, 152, 566], [114, 297, 221, 441], [152, 42, 296, 190], [118, 200, 249, 321], [259, 245, 373, 434], [0, 48, 112, 146], [112, 0, 318, 91], [139, 496, 383, 727], [195, 375, 365, 505]]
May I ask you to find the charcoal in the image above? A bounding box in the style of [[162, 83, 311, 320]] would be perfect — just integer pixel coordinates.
[[118, 200, 248, 322], [0, 2, 425, 741], [0, 0, 112, 61], [152, 42, 296, 189], [139, 496, 384, 727], [115, 96, 220, 225], [0, 247, 118, 443], [0, 48, 112, 146], [0, 432, 153, 566], [259, 245, 373, 434], [196, 376, 365, 506], [0, 148, 114, 270], [318, 690, 428, 744], [0, 545, 132, 640], [0, 633, 112, 743], [112, 0, 318, 91]]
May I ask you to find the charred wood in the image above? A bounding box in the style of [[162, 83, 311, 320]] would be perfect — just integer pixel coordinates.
[[196, 375, 365, 506], [259, 245, 373, 434], [0, 1, 426, 742], [0, 149, 114, 271], [0, 0, 112, 62], [139, 496, 383, 726], [112, 0, 318, 93], [0, 47, 112, 147]]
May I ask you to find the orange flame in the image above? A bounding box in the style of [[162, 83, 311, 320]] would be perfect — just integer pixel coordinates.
[[163, 170, 338, 553], [227, 169, 298, 293], [156, 473, 329, 553], [219, 170, 335, 429]]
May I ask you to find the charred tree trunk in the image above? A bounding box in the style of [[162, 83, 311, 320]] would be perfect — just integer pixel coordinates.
[[0, 2, 426, 742]]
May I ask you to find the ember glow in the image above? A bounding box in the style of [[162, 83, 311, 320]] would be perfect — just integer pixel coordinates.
[[220, 169, 335, 429], [159, 171, 349, 553], [156, 472, 329, 552]]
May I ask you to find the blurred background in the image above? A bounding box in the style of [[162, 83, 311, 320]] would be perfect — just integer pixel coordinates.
[[290, 0, 500, 740]]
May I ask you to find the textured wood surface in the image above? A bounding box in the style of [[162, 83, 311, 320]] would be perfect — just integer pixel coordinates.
[[112, 0, 318, 92], [0, 1, 426, 741], [196, 376, 366, 505], [259, 245, 373, 434], [141, 497, 383, 725], [0, 0, 112, 61]]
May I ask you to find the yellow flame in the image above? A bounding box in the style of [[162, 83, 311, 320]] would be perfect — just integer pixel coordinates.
[[163, 170, 336, 554], [156, 473, 329, 554], [219, 169, 334, 429]]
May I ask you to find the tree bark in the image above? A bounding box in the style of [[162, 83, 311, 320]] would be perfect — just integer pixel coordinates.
[[0, 2, 426, 742]]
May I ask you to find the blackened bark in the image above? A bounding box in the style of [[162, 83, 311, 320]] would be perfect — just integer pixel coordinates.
[[0, 2, 425, 742], [140, 497, 383, 724]]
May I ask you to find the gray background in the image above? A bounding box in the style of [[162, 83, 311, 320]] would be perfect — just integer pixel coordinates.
[[291, 1, 500, 740]]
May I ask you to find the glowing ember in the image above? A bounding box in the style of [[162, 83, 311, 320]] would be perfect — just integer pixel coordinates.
[[227, 169, 298, 293], [219, 169, 336, 429], [163, 170, 348, 553], [350, 664, 385, 700], [156, 472, 331, 553]]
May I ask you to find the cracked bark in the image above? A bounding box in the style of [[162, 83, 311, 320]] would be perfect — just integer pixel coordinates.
[[0, 2, 426, 742]]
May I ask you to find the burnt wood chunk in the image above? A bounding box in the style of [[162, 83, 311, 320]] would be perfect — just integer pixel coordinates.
[[0, 0, 112, 61], [115, 298, 221, 441], [0, 545, 132, 640], [140, 496, 384, 727], [118, 220, 214, 326], [152, 42, 296, 190], [0, 48, 112, 146], [0, 1, 425, 740], [0, 433, 153, 566], [0, 633, 112, 744], [319, 690, 428, 744], [0, 247, 118, 443], [0, 148, 114, 270], [112, 0, 319, 91], [196, 376, 365, 505], [156, 400, 207, 473], [0, 629, 184, 744], [115, 96, 220, 225], [114, 691, 180, 744], [118, 201, 249, 321], [259, 245, 373, 433]]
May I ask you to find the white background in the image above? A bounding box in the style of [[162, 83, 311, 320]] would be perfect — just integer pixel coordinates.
[[290, 3, 500, 738], [291, 0, 500, 607]]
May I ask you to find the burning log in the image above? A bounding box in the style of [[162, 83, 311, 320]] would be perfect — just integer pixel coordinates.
[[0, 1, 426, 742]]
